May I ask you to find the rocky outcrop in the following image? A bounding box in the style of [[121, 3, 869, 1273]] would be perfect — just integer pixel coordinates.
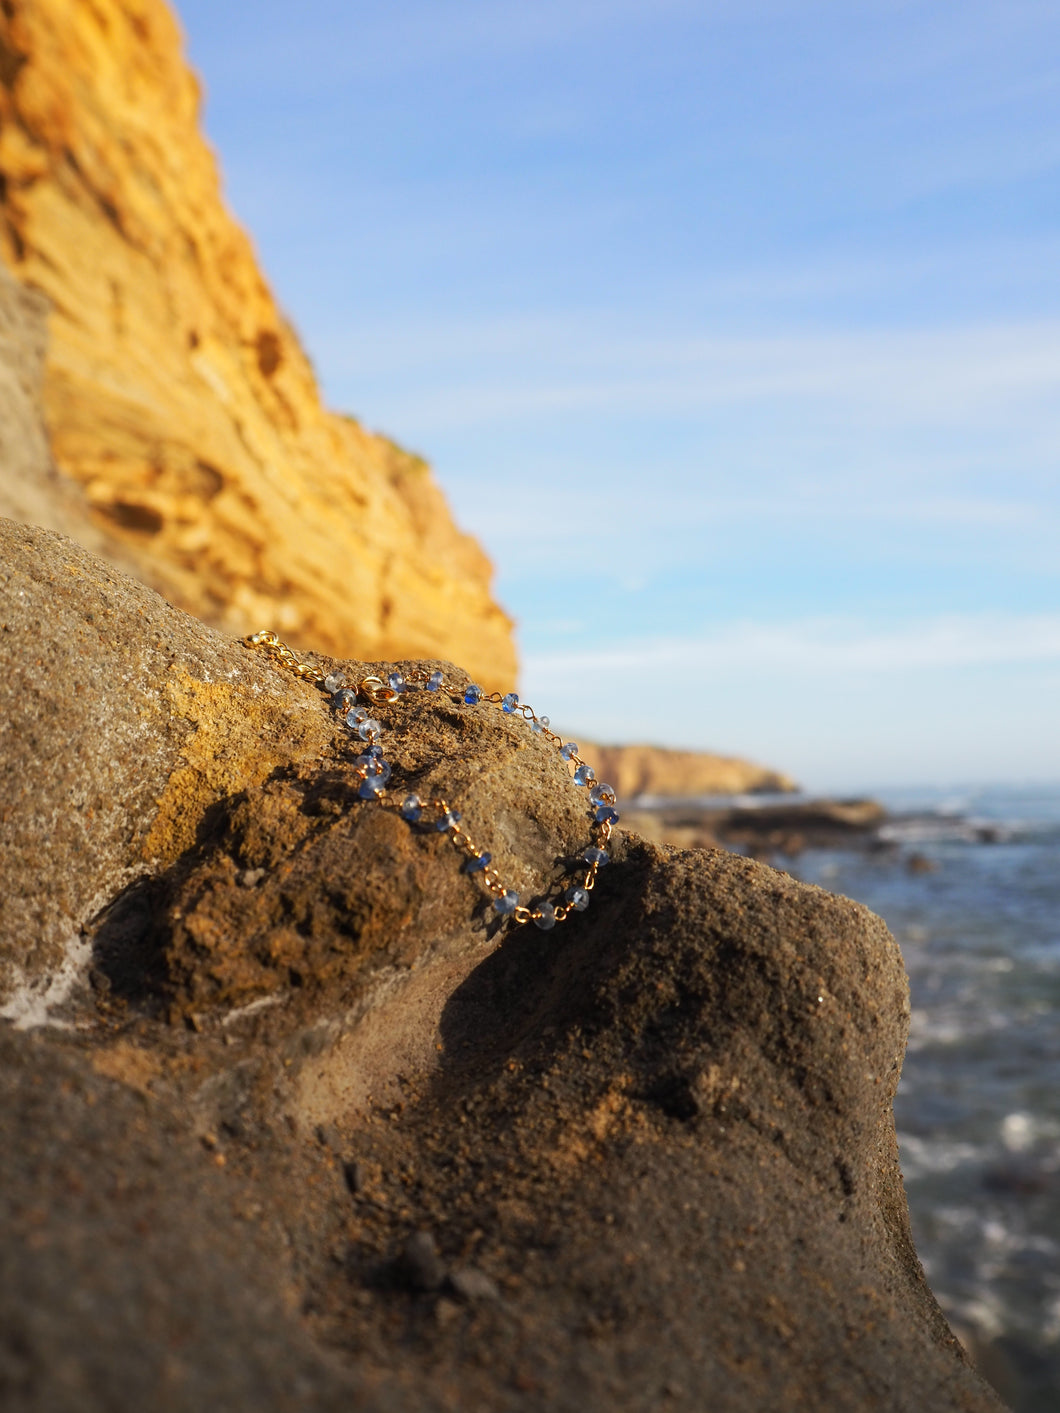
[[0, 518, 1006, 1412], [0, 0, 516, 690], [0, 260, 99, 545], [622, 798, 887, 858], [580, 739, 797, 799]]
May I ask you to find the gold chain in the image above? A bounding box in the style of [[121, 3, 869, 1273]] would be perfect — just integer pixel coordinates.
[[243, 632, 616, 929]]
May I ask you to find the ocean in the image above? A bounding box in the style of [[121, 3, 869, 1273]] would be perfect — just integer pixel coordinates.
[[790, 783, 1060, 1413]]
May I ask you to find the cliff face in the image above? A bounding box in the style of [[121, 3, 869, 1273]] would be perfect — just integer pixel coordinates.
[[0, 0, 516, 690], [580, 740, 797, 799]]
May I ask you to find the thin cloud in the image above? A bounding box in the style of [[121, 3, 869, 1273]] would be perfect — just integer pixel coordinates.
[[334, 318, 1060, 430], [526, 613, 1060, 681]]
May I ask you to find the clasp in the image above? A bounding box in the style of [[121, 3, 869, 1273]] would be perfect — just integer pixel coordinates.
[[358, 675, 399, 704]]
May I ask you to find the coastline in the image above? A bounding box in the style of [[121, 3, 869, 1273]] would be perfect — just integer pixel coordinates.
[[620, 793, 890, 860]]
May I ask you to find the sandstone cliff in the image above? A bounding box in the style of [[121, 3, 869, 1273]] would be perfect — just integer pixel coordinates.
[[579, 739, 797, 799], [0, 0, 516, 689], [0, 518, 1005, 1413]]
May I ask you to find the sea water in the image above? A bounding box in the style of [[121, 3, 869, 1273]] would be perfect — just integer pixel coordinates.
[[791, 783, 1060, 1413]]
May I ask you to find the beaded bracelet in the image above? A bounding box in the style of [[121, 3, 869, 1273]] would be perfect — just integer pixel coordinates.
[[243, 632, 618, 930]]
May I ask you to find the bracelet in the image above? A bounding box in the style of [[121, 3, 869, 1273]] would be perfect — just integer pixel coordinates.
[[242, 632, 618, 930]]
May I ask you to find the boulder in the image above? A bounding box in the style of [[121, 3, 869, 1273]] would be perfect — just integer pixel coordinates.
[[0, 519, 1006, 1411]]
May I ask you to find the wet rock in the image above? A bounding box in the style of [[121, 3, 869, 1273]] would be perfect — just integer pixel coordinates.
[[0, 523, 1007, 1412]]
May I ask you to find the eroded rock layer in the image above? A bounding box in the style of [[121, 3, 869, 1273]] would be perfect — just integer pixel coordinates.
[[0, 518, 1007, 1412], [0, 0, 516, 689]]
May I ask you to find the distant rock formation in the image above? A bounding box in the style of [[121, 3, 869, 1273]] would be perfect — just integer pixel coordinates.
[[580, 739, 798, 799], [0, 0, 516, 689], [0, 519, 1005, 1412]]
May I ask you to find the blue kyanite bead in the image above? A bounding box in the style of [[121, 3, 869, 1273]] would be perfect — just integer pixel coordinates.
[[345, 705, 367, 727], [530, 714, 550, 735], [388, 671, 405, 693], [437, 808, 462, 831], [358, 775, 386, 800], [594, 803, 620, 825], [560, 741, 578, 762], [333, 688, 356, 711], [583, 846, 609, 867], [501, 692, 519, 714], [493, 889, 519, 916], [465, 851, 491, 874], [566, 886, 590, 912], [324, 671, 347, 694], [533, 901, 557, 931], [357, 756, 391, 785], [589, 782, 616, 805], [400, 794, 423, 822], [362, 742, 384, 759], [573, 763, 595, 787], [357, 718, 382, 741], [426, 670, 444, 693], [464, 683, 484, 706]]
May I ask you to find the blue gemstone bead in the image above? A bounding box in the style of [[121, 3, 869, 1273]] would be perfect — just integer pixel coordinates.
[[531, 714, 550, 735], [400, 794, 423, 822], [494, 890, 519, 916], [357, 718, 382, 741], [437, 808, 462, 831], [333, 689, 356, 711], [560, 742, 578, 762], [583, 847, 609, 867], [464, 684, 483, 706], [345, 705, 367, 727], [590, 783, 616, 805], [465, 851, 491, 874], [358, 776, 385, 800], [324, 672, 347, 693], [426, 670, 444, 693], [533, 901, 557, 931], [566, 886, 590, 912], [573, 763, 595, 787], [594, 804, 620, 825], [501, 692, 519, 714], [357, 756, 391, 785], [388, 671, 405, 693]]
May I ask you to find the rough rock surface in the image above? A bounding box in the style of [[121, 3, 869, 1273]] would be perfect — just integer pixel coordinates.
[[0, 519, 1007, 1412], [0, 260, 103, 549], [0, 0, 515, 689], [581, 739, 798, 799]]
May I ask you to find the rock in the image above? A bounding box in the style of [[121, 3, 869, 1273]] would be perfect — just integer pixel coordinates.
[[906, 852, 938, 875], [623, 797, 888, 859], [397, 1232, 447, 1293], [0, 262, 110, 553], [0, 522, 1007, 1411], [579, 740, 798, 799], [0, 0, 515, 691], [447, 1266, 500, 1303]]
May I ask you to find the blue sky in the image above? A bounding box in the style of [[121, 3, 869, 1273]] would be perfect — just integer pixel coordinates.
[[175, 0, 1060, 790]]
